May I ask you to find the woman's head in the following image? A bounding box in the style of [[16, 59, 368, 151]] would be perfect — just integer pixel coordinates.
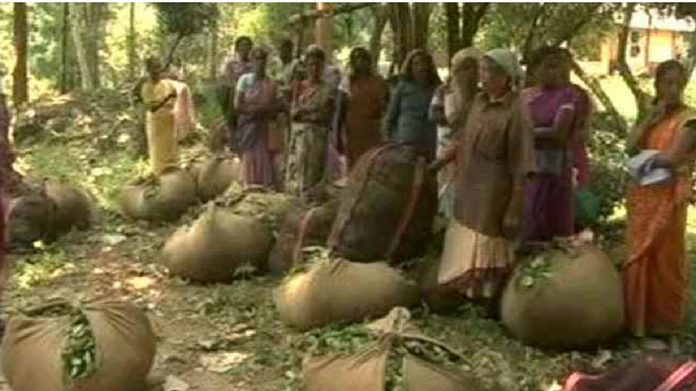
[[451, 47, 480, 89], [251, 47, 269, 77], [278, 38, 294, 63], [145, 57, 163, 80], [235, 36, 253, 59], [305, 45, 326, 81], [402, 49, 441, 86], [349, 47, 373, 77], [655, 60, 687, 107], [529, 46, 569, 87], [480, 49, 521, 97]]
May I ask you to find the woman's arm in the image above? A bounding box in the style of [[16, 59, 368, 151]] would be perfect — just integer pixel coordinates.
[[384, 85, 402, 140], [534, 104, 575, 146], [333, 90, 349, 153], [429, 86, 447, 126], [652, 119, 696, 169]]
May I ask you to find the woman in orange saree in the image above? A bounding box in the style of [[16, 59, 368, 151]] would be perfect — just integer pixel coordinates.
[[625, 60, 696, 352]]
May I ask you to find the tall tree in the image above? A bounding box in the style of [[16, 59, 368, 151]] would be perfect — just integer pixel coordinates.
[[461, 3, 489, 48], [13, 2, 29, 106], [60, 3, 69, 94], [69, 3, 92, 89], [369, 5, 388, 63], [445, 3, 461, 60], [208, 17, 218, 80], [386, 2, 432, 70], [127, 2, 136, 80]]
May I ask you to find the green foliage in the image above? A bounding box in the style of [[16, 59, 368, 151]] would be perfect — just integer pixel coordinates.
[[154, 3, 219, 38], [588, 112, 630, 222]]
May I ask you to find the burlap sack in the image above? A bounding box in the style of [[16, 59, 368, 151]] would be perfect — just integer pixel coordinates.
[[7, 185, 58, 249], [1, 299, 156, 391], [268, 200, 339, 276], [303, 308, 477, 391], [46, 181, 91, 233], [163, 204, 273, 283], [501, 245, 624, 349], [329, 143, 437, 263], [217, 185, 302, 232], [274, 257, 420, 330], [304, 344, 387, 391], [119, 168, 197, 222], [197, 155, 241, 202], [403, 354, 476, 391]]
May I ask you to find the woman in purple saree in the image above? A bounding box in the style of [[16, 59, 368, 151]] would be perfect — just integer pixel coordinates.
[[521, 47, 588, 242], [235, 47, 285, 189]]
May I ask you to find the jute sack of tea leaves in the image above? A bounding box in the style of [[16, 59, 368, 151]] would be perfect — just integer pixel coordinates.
[[119, 167, 197, 222], [197, 154, 241, 202], [215, 184, 302, 233], [163, 203, 273, 282], [274, 251, 420, 330], [46, 179, 92, 234], [268, 199, 339, 276], [1, 299, 156, 391], [328, 143, 437, 263], [7, 181, 58, 249], [303, 307, 492, 391], [501, 244, 624, 349]]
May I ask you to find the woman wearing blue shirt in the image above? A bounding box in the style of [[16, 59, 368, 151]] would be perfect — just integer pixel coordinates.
[[385, 49, 441, 160]]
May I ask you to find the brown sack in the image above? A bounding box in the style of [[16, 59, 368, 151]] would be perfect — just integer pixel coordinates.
[[119, 168, 197, 222], [197, 155, 241, 202], [403, 354, 476, 391], [7, 183, 58, 249], [304, 345, 387, 391], [217, 185, 302, 232], [163, 204, 273, 283], [329, 143, 437, 263], [501, 245, 624, 349], [46, 181, 92, 233], [275, 257, 420, 330], [1, 300, 156, 391], [268, 200, 339, 276]]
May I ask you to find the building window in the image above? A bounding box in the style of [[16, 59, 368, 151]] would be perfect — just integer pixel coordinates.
[[630, 31, 641, 58]]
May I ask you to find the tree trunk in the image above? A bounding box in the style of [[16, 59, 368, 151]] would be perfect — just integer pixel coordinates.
[[387, 2, 414, 70], [70, 3, 92, 90], [412, 3, 431, 49], [60, 3, 69, 94], [570, 58, 628, 135], [208, 18, 218, 80], [445, 3, 461, 61], [461, 3, 489, 48], [12, 2, 28, 106], [369, 5, 388, 64], [85, 3, 105, 89], [315, 2, 333, 51], [127, 2, 136, 81], [616, 3, 650, 118]]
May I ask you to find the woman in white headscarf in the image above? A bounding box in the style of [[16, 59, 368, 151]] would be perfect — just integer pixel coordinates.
[[430, 47, 481, 218], [430, 49, 534, 316]]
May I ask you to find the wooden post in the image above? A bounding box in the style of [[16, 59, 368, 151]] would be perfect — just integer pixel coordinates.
[[315, 2, 333, 52]]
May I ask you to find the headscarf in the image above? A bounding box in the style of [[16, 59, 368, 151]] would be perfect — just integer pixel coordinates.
[[484, 48, 523, 89], [445, 47, 481, 126]]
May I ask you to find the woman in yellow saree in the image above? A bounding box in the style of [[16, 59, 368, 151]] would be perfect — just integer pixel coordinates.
[[625, 60, 696, 353], [141, 57, 178, 175]]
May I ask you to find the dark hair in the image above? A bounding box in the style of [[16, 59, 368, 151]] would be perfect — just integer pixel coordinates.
[[527, 46, 569, 72], [305, 45, 326, 63], [251, 46, 269, 59], [235, 36, 253, 50], [401, 48, 441, 86], [279, 38, 293, 49], [655, 59, 686, 85], [349, 47, 373, 77], [145, 57, 162, 73]]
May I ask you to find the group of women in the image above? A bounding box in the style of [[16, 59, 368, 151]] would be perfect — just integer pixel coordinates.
[[216, 38, 696, 352]]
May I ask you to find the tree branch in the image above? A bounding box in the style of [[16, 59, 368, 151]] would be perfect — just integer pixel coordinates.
[[288, 3, 374, 26], [616, 3, 651, 117], [523, 3, 548, 58], [163, 32, 185, 71], [551, 3, 603, 47], [569, 55, 628, 135]]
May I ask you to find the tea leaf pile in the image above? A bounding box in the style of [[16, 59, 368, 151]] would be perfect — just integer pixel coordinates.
[[62, 309, 98, 380]]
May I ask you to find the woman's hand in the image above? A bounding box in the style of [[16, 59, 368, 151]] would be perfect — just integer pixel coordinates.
[[428, 158, 448, 174]]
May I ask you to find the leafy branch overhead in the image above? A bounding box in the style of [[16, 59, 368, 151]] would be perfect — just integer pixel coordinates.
[[153, 3, 220, 68]]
